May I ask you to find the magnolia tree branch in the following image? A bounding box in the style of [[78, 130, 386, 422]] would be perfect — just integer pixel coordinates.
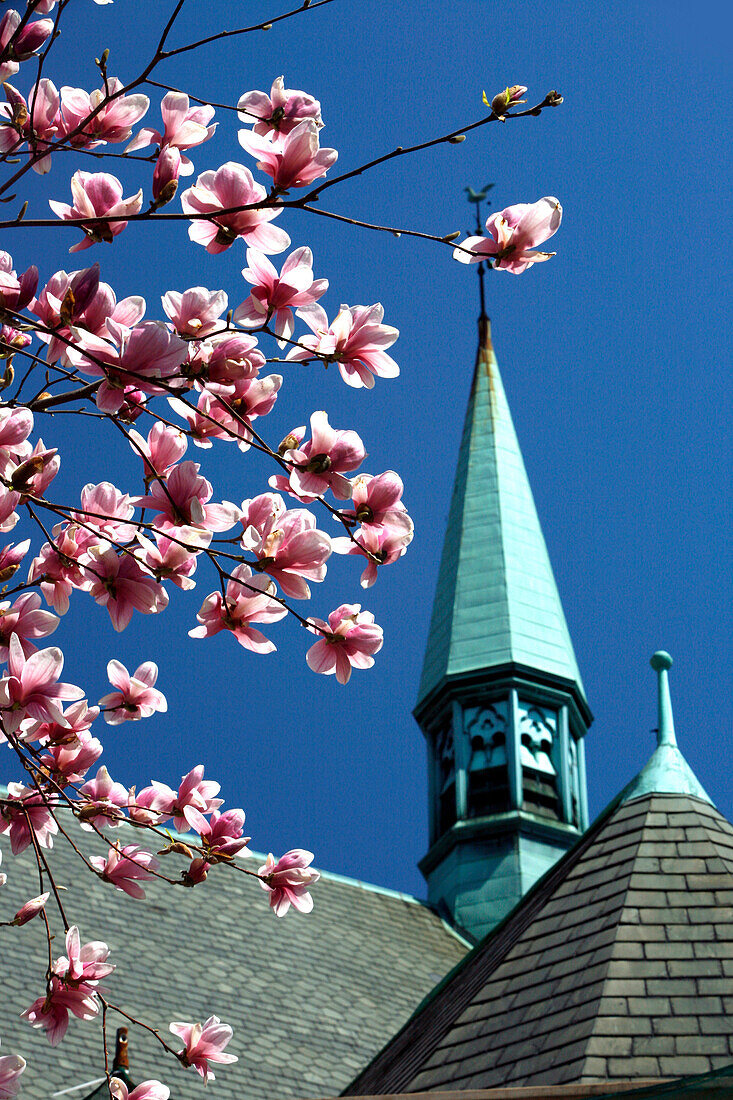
[[0, 6, 565, 1095]]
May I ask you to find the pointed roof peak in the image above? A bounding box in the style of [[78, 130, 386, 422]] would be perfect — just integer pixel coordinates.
[[417, 318, 586, 710], [621, 650, 712, 805]]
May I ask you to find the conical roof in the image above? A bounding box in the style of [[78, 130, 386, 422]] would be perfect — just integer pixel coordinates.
[[348, 657, 726, 1095], [417, 317, 585, 709], [346, 789, 733, 1094]]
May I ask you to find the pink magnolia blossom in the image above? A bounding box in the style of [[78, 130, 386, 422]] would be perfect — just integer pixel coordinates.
[[132, 460, 241, 533], [182, 331, 264, 391], [99, 659, 167, 723], [239, 120, 337, 190], [0, 10, 54, 83], [161, 286, 228, 337], [10, 891, 49, 926], [189, 564, 286, 653], [306, 603, 384, 684], [79, 765, 128, 828], [0, 591, 59, 660], [73, 480, 137, 543], [29, 698, 99, 747], [136, 527, 211, 591], [49, 171, 143, 252], [22, 976, 98, 1045], [453, 196, 563, 274], [0, 782, 58, 854], [40, 731, 103, 786], [238, 77, 322, 138], [0, 538, 29, 583], [0, 486, 21, 534], [332, 510, 414, 587], [84, 548, 169, 632], [173, 374, 282, 451], [0, 323, 32, 355], [0, 250, 38, 311], [59, 78, 149, 147], [182, 857, 210, 886], [180, 161, 290, 255], [56, 924, 114, 985], [340, 471, 408, 528], [126, 90, 216, 175], [145, 765, 222, 833], [0, 634, 83, 733], [127, 422, 187, 483], [287, 302, 399, 389], [240, 493, 331, 599], [269, 410, 365, 501], [5, 441, 58, 497], [110, 1078, 170, 1100], [169, 1016, 237, 1083], [30, 264, 145, 365], [0, 1038, 25, 1098], [90, 844, 159, 899], [21, 926, 110, 1046], [1, 438, 60, 499], [65, 320, 186, 413], [233, 246, 327, 345], [258, 849, 320, 916], [199, 808, 249, 861], [28, 523, 88, 614], [0, 80, 59, 173], [22, 977, 98, 1045]]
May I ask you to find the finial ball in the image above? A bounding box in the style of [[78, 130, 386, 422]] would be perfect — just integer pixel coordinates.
[[650, 650, 673, 671]]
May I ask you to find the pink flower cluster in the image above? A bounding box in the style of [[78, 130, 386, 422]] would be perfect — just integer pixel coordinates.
[[0, 76, 149, 175], [332, 471, 413, 587], [22, 925, 114, 1045], [238, 76, 335, 192]]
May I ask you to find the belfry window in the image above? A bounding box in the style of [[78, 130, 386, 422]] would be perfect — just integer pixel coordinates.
[[519, 702, 561, 820], [465, 703, 510, 817]]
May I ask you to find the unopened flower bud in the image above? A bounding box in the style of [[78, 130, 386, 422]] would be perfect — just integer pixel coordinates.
[[11, 892, 49, 926], [14, 18, 54, 60], [152, 146, 181, 206], [484, 84, 528, 119]]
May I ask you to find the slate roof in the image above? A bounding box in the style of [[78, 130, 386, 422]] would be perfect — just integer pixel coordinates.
[[417, 317, 585, 709], [0, 822, 468, 1099], [345, 791, 733, 1095]]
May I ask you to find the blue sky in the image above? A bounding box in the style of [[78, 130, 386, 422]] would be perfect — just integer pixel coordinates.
[[3, 0, 732, 897]]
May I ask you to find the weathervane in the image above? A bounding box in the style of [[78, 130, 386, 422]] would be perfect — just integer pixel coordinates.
[[465, 183, 494, 320]]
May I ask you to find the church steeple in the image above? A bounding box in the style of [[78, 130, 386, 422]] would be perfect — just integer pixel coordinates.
[[416, 313, 592, 941]]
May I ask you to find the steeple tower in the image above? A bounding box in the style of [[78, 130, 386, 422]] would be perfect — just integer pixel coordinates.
[[416, 307, 592, 942]]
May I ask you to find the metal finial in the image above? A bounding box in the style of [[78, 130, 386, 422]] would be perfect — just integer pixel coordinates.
[[465, 184, 494, 322], [650, 650, 677, 748]]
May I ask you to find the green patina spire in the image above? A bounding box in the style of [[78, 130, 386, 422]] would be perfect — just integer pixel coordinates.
[[621, 651, 712, 805], [415, 307, 591, 942], [417, 318, 586, 708]]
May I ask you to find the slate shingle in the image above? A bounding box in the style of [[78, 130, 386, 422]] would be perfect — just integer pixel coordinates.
[[0, 826, 467, 1100], [345, 792, 733, 1096]]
